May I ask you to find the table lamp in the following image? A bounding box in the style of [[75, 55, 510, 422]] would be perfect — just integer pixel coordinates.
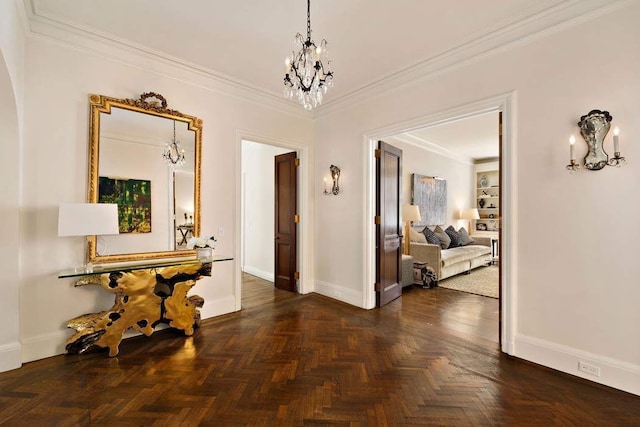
[[459, 208, 480, 232], [401, 205, 422, 255], [58, 202, 119, 272]]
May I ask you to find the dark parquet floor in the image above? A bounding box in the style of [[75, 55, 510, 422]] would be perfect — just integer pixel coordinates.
[[1, 273, 639, 426]]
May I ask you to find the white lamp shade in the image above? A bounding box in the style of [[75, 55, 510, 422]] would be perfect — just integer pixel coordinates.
[[58, 202, 120, 237], [459, 208, 480, 220], [402, 205, 422, 222]]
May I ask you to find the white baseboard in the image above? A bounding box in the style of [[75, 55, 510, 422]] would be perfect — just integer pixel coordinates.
[[242, 266, 274, 283], [0, 342, 22, 372], [200, 295, 237, 319], [515, 334, 640, 396], [21, 330, 69, 363], [315, 280, 364, 308]]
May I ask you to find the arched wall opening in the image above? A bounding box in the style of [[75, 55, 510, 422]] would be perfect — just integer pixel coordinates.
[[0, 50, 23, 372]]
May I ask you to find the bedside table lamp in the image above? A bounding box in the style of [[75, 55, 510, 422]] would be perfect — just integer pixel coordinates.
[[401, 205, 421, 255], [58, 202, 119, 272]]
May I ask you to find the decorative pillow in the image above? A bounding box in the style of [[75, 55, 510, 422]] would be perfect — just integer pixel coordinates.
[[422, 227, 441, 246], [409, 227, 427, 243], [458, 227, 474, 246], [433, 225, 451, 249], [445, 225, 463, 248]]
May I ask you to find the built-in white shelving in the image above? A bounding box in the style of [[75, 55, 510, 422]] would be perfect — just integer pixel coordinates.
[[474, 165, 500, 235]]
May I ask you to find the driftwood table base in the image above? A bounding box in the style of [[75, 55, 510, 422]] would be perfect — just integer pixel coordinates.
[[66, 262, 211, 356]]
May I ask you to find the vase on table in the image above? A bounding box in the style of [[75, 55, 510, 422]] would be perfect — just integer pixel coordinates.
[[196, 247, 212, 260]]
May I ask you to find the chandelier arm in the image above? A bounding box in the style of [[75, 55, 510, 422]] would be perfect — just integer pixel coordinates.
[[290, 61, 332, 92], [289, 63, 312, 92]]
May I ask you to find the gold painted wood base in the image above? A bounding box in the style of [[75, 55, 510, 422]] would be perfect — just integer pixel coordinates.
[[66, 262, 211, 356]]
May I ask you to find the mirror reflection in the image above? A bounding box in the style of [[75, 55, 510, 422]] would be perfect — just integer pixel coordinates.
[[88, 93, 202, 264]]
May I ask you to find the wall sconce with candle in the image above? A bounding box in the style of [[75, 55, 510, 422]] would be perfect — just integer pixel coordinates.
[[323, 165, 341, 195], [566, 109, 626, 172]]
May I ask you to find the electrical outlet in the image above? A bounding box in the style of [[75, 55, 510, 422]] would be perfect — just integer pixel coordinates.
[[578, 361, 601, 377]]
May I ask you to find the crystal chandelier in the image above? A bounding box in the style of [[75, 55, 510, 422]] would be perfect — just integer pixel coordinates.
[[283, 0, 334, 110], [162, 120, 186, 169]]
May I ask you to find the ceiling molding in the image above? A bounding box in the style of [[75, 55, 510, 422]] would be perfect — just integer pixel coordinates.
[[390, 134, 474, 166], [314, 0, 631, 118], [23, 0, 312, 120], [16, 0, 31, 36], [475, 157, 500, 165], [22, 0, 631, 120]]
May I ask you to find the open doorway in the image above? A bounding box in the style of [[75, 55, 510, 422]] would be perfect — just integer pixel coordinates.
[[240, 140, 299, 309], [390, 111, 501, 343], [364, 94, 514, 351]]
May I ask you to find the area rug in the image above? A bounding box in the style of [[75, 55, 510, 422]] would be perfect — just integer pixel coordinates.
[[438, 265, 498, 298]]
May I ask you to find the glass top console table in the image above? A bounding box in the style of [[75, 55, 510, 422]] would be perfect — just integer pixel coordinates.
[[58, 256, 233, 356]]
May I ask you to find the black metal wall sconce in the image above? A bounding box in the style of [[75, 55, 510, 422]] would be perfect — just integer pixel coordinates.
[[567, 109, 626, 172], [323, 165, 340, 195]]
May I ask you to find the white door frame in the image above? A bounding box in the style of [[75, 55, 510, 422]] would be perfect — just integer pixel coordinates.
[[362, 92, 518, 355], [234, 131, 311, 311]]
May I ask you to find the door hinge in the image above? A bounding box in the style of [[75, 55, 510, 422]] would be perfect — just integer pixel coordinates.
[[374, 282, 382, 291], [295, 158, 300, 167], [374, 215, 381, 225], [294, 214, 300, 223], [295, 271, 300, 280], [374, 149, 381, 158]]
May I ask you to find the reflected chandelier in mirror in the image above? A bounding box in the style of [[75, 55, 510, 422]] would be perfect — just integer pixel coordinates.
[[87, 92, 202, 264]]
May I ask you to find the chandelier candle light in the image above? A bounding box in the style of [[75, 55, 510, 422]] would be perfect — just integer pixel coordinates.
[[283, 0, 334, 110]]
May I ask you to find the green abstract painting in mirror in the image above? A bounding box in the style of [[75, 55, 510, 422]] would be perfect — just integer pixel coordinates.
[[87, 93, 202, 264], [98, 176, 152, 233]]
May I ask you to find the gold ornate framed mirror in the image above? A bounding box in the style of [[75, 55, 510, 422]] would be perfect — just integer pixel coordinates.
[[87, 93, 202, 264]]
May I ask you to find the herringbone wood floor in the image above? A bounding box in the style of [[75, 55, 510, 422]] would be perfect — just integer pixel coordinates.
[[1, 274, 638, 426]]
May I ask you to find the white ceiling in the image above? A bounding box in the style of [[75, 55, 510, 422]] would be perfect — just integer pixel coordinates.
[[401, 111, 500, 160], [30, 0, 570, 104]]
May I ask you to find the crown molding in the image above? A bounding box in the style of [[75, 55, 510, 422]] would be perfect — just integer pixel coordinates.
[[15, 0, 30, 36], [22, 0, 631, 120], [314, 0, 632, 118], [23, 0, 312, 120], [389, 134, 474, 165]]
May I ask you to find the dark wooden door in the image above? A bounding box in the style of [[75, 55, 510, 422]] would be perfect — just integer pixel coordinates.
[[274, 152, 298, 293], [376, 141, 403, 307]]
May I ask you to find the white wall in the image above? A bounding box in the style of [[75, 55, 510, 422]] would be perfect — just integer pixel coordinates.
[[0, 0, 25, 372], [314, 4, 640, 395], [241, 141, 291, 281], [18, 36, 313, 363], [387, 137, 475, 228]]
